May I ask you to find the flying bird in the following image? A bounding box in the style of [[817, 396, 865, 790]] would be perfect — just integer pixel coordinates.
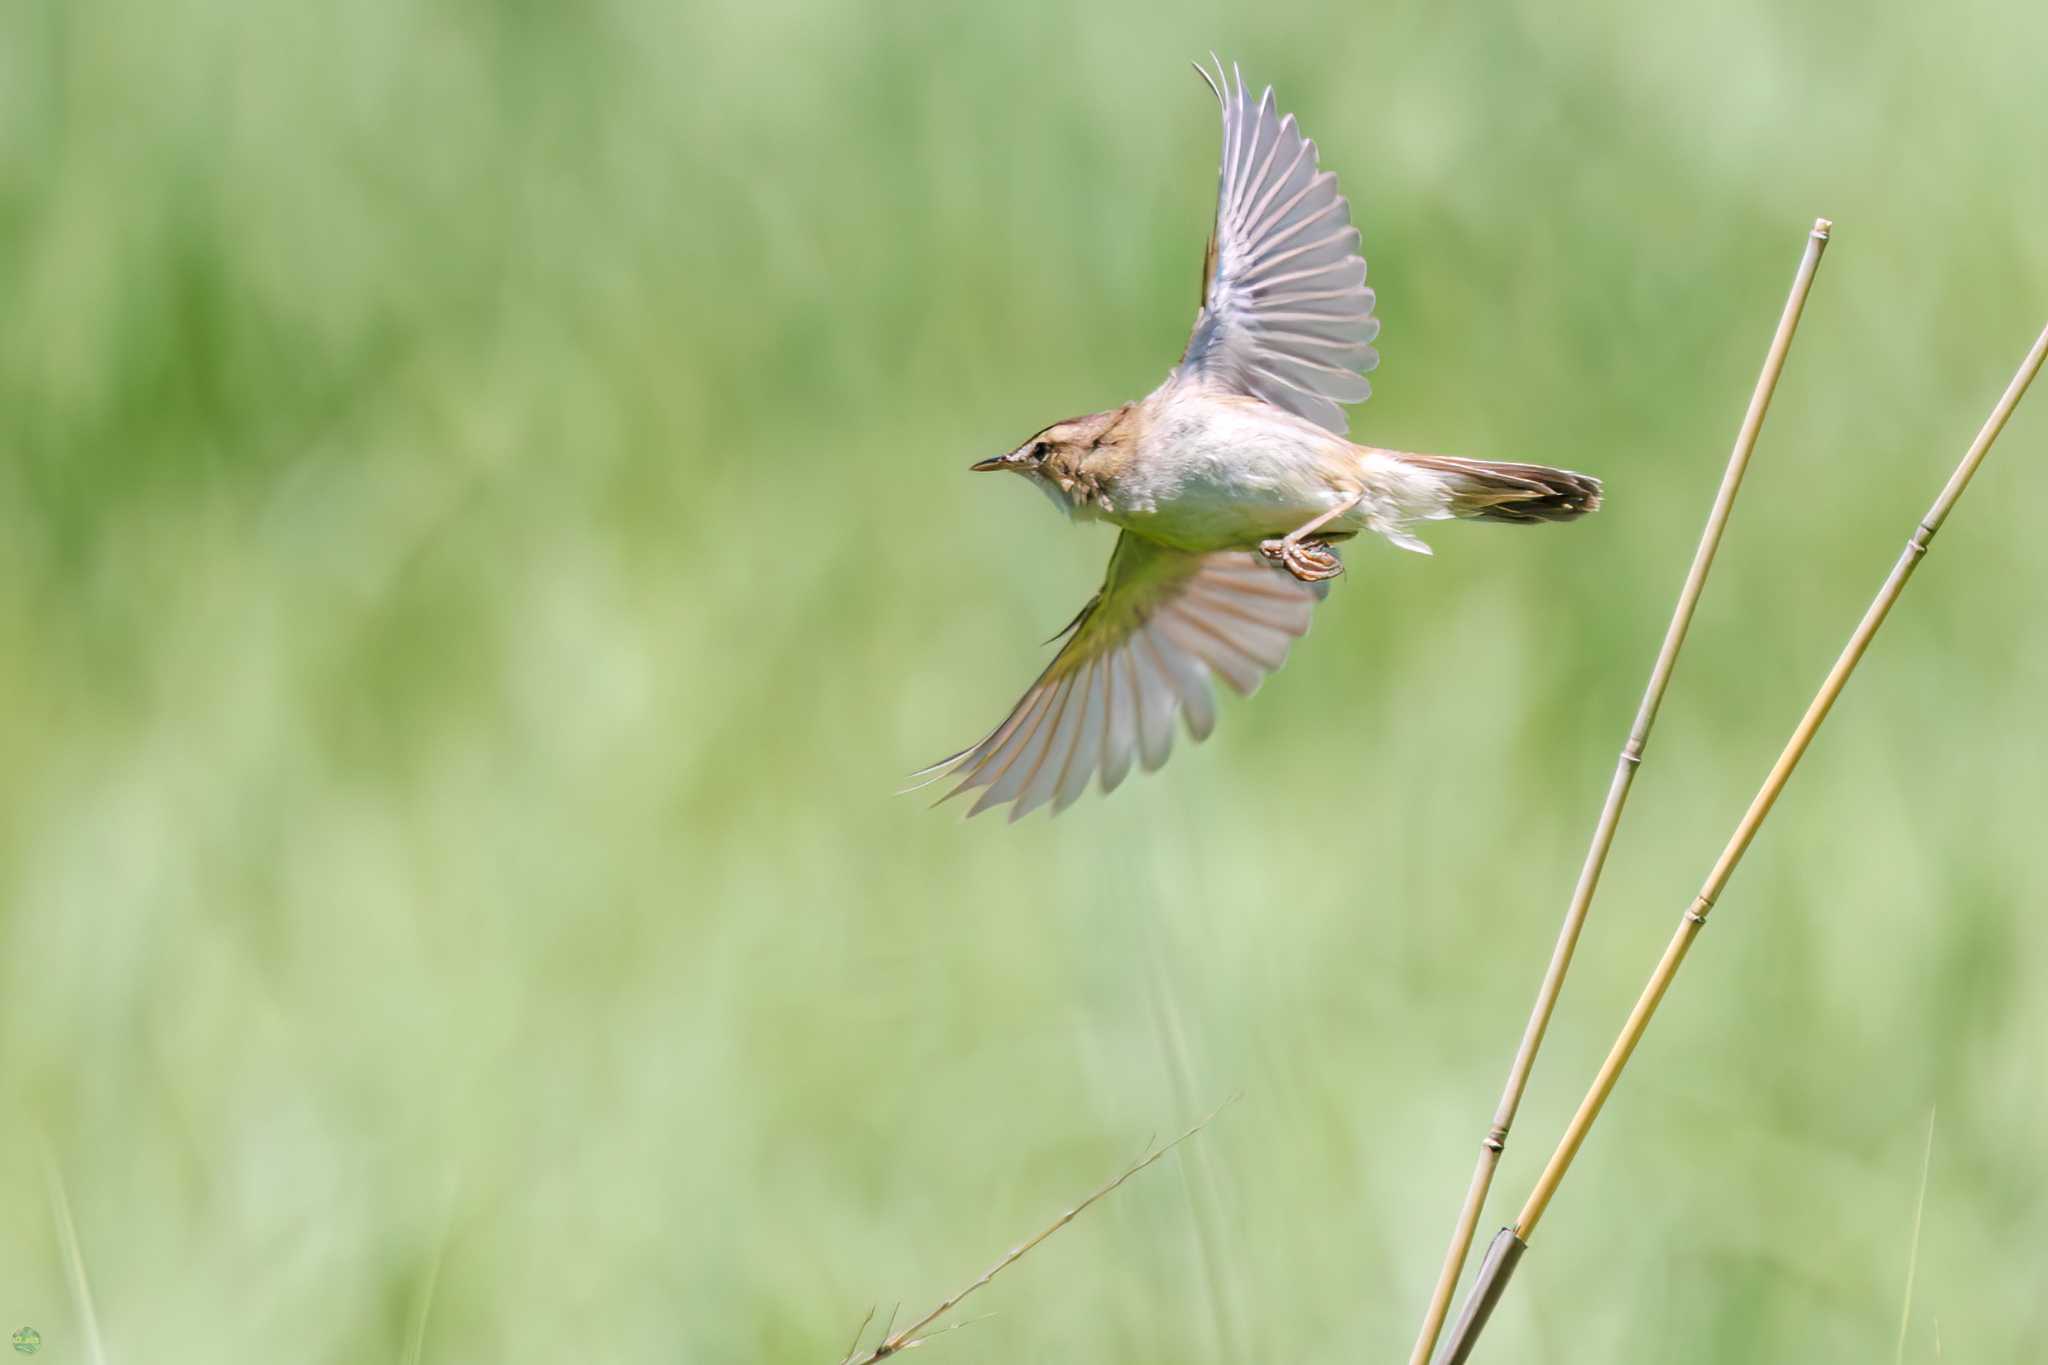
[[921, 58, 1600, 819]]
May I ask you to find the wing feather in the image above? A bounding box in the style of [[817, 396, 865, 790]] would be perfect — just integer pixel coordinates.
[[1007, 667, 1085, 821], [1101, 651, 1138, 793], [925, 532, 1333, 818], [1053, 660, 1109, 814], [1175, 60, 1378, 435], [962, 685, 1060, 817], [1127, 634, 1177, 773], [1155, 611, 1264, 696], [1177, 590, 1297, 665]]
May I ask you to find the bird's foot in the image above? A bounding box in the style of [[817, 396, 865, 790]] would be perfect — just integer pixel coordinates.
[[1259, 536, 1344, 582]]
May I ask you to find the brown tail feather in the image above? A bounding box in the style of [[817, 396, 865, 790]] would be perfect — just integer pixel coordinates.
[[1401, 454, 1603, 524]]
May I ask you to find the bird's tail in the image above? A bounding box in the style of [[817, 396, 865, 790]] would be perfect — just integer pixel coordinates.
[[1399, 453, 1603, 524]]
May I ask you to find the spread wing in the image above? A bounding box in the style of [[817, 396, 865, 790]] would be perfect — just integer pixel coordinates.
[[919, 532, 1333, 820], [1175, 58, 1379, 435]]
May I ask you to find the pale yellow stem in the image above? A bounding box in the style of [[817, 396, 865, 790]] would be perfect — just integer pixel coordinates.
[[1405, 218, 1833, 1365], [1436, 317, 2048, 1365]]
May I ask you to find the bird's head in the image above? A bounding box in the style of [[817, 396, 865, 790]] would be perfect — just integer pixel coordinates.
[[971, 407, 1128, 514]]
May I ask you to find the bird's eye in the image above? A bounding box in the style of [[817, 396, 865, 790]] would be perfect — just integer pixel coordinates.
[[1031, 441, 1051, 461]]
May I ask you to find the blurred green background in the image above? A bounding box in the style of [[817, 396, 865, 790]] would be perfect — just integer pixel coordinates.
[[2, 1, 2044, 1361]]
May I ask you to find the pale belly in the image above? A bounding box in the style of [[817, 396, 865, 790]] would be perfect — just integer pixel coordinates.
[[1095, 395, 1364, 551]]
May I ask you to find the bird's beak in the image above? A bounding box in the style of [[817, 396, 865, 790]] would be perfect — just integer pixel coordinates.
[[969, 454, 1012, 472]]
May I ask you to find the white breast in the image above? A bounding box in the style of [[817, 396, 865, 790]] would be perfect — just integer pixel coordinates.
[[1099, 385, 1459, 555], [1100, 390, 1348, 550]]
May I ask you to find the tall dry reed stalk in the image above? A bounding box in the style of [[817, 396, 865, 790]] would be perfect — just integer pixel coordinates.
[[1437, 318, 2048, 1364], [1406, 219, 1835, 1365]]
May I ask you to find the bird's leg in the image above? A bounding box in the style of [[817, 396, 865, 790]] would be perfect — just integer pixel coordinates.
[[1260, 493, 1364, 582]]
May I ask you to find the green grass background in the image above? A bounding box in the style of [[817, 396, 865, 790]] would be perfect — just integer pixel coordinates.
[[2, 1, 2045, 1360]]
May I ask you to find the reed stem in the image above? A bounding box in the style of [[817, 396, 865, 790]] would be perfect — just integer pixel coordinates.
[[1438, 318, 2048, 1363], [1405, 218, 1833, 1365]]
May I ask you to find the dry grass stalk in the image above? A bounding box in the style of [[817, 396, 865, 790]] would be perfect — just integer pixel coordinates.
[[1405, 218, 1835, 1365], [1438, 318, 2048, 1364], [42, 1144, 109, 1365], [835, 1100, 1232, 1363], [1894, 1106, 1937, 1365]]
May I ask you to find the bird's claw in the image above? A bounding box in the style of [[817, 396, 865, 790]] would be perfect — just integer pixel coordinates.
[[1260, 536, 1344, 582]]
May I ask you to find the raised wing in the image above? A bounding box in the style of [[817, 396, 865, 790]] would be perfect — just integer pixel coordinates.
[[1176, 59, 1379, 435], [920, 532, 1331, 820]]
